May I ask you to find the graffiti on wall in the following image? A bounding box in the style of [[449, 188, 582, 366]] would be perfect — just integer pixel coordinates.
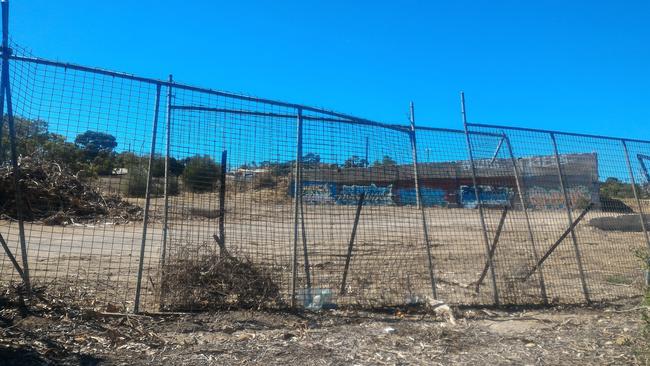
[[296, 181, 394, 205], [302, 182, 336, 204], [460, 185, 513, 208], [526, 186, 592, 209], [397, 188, 449, 207], [336, 184, 394, 205], [298, 181, 595, 209]]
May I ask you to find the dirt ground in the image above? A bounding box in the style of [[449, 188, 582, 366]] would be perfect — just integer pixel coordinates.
[[0, 193, 646, 312], [1, 285, 648, 365]]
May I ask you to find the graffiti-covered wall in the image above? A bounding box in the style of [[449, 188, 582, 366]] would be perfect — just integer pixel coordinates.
[[291, 153, 599, 209], [299, 182, 394, 205], [397, 187, 448, 207], [459, 185, 514, 209], [526, 186, 593, 209]]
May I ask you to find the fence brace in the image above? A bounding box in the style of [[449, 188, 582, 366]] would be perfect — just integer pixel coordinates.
[[340, 193, 365, 295], [460, 92, 499, 304], [549, 133, 590, 303], [503, 134, 548, 304]]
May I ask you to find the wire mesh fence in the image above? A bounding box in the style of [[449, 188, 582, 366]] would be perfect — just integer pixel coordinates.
[[467, 123, 650, 304], [1, 38, 649, 312]]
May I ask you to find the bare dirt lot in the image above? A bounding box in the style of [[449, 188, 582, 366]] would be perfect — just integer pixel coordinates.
[[0, 193, 646, 311], [0, 191, 649, 364], [0, 285, 648, 365]]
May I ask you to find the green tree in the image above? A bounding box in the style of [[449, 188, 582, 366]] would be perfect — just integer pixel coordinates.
[[0, 116, 98, 175], [182, 155, 221, 192], [373, 155, 397, 167], [344, 155, 368, 168], [116, 151, 140, 168], [74, 131, 118, 176], [1, 117, 62, 157], [259, 160, 293, 176], [600, 177, 649, 199], [302, 153, 321, 169], [74, 131, 117, 158], [116, 152, 185, 178]]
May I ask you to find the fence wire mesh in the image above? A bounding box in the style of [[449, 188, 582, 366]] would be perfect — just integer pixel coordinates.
[[0, 41, 649, 312], [468, 124, 650, 304]]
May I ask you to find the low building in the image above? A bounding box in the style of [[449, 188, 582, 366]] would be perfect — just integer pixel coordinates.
[[291, 153, 599, 209]]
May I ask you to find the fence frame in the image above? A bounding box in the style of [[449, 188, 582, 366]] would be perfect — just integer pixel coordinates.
[[469, 122, 650, 253], [1, 0, 650, 311], [0, 0, 29, 291]]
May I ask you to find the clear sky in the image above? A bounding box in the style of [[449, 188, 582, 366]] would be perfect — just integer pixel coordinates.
[[9, 0, 650, 140]]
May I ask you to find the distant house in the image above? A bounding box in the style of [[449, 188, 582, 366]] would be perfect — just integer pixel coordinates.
[[233, 168, 270, 182], [112, 168, 128, 175]]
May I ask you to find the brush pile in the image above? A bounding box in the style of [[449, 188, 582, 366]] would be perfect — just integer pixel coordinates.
[[160, 245, 283, 311], [0, 158, 142, 225]]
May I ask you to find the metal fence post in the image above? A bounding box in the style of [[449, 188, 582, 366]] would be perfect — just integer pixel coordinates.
[[621, 140, 650, 251], [0, 0, 6, 162], [550, 132, 590, 303], [409, 102, 438, 299], [290, 107, 304, 307], [460, 92, 499, 304], [503, 134, 548, 304], [0, 54, 5, 162], [299, 188, 311, 290], [160, 75, 172, 271], [134, 83, 162, 313], [410, 103, 421, 210], [1, 0, 29, 292]]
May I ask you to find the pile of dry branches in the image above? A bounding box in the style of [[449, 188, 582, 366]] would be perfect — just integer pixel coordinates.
[[0, 158, 142, 225], [160, 247, 283, 311]]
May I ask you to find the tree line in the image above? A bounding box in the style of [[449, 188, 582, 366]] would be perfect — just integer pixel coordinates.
[[1, 117, 403, 197]]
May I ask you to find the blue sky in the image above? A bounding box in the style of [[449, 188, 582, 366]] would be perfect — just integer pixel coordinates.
[[9, 0, 650, 140]]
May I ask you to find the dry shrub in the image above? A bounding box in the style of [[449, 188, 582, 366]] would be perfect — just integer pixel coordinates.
[[160, 245, 283, 311], [252, 173, 276, 190]]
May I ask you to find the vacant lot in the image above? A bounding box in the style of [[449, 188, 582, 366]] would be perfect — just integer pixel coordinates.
[[0, 189, 645, 312]]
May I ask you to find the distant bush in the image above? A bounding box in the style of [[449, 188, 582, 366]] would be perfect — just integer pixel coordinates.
[[182, 155, 221, 193], [601, 177, 650, 199], [573, 196, 592, 210], [117, 152, 185, 178], [253, 173, 276, 190], [122, 168, 179, 197], [123, 169, 148, 197]]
